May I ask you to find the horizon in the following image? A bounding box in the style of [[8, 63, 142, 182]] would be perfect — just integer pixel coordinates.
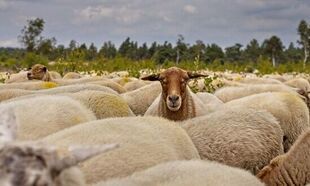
[[0, 0, 309, 49]]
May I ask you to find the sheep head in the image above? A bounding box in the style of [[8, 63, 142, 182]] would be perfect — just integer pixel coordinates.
[[0, 143, 119, 186], [27, 64, 50, 81], [142, 67, 206, 112]]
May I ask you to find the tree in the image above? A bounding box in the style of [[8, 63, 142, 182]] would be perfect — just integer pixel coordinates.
[[18, 18, 45, 52], [225, 43, 243, 62], [297, 20, 310, 68], [137, 43, 149, 59], [37, 37, 57, 58], [87, 43, 97, 60], [189, 40, 206, 62], [262, 36, 284, 67], [68, 40, 77, 51], [285, 42, 302, 63], [244, 39, 261, 63], [175, 34, 189, 64], [205, 43, 224, 63], [99, 41, 117, 59], [153, 41, 174, 64]]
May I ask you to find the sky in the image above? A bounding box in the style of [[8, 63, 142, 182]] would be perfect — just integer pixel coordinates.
[[0, 0, 309, 49]]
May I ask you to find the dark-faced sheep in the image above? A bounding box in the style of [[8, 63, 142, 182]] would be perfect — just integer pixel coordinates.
[[142, 67, 208, 121]]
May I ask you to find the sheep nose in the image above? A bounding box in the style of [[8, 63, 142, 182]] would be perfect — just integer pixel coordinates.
[[27, 72, 31, 77], [168, 95, 180, 103]]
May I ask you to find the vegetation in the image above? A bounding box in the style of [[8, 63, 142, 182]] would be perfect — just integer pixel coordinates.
[[0, 18, 310, 75]]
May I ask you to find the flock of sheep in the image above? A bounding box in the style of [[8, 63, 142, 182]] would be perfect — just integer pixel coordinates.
[[0, 64, 310, 186]]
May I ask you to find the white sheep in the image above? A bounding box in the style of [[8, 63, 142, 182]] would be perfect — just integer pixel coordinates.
[[181, 106, 284, 174], [214, 84, 298, 103], [0, 95, 96, 140], [223, 92, 310, 152], [257, 129, 310, 185], [121, 82, 162, 115], [41, 116, 200, 184], [143, 67, 209, 121], [97, 160, 264, 186]]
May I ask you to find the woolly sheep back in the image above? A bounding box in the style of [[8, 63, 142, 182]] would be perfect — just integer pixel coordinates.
[[65, 90, 134, 119], [97, 160, 264, 186], [122, 82, 162, 115], [223, 92, 310, 152], [181, 107, 284, 174], [214, 84, 297, 102], [41, 116, 200, 184], [0, 95, 96, 140]]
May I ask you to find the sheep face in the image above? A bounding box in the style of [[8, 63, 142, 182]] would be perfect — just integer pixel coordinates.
[[142, 67, 206, 112], [27, 64, 49, 81]]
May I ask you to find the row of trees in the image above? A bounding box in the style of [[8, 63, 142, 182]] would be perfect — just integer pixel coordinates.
[[1, 18, 309, 70]]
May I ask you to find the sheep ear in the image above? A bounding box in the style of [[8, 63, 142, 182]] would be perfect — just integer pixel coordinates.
[[55, 144, 119, 171], [187, 71, 207, 79], [296, 89, 309, 102], [141, 74, 160, 81], [42, 66, 47, 72], [0, 107, 17, 143]]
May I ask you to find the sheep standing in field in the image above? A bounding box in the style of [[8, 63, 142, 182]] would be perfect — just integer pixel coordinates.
[[121, 82, 162, 115], [222, 92, 310, 152], [97, 160, 264, 186], [257, 129, 310, 185], [143, 67, 208, 121], [0, 95, 96, 140], [41, 116, 200, 184], [181, 107, 284, 174]]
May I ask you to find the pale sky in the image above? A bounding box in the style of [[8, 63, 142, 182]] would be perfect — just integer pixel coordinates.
[[0, 0, 309, 48]]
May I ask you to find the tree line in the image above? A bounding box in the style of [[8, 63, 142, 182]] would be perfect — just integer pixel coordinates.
[[0, 18, 309, 72]]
